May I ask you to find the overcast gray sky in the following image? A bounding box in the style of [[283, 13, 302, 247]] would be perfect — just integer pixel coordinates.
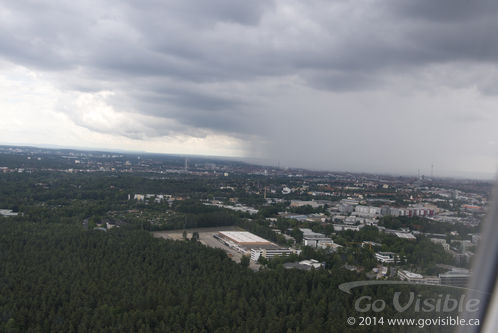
[[1, 0, 498, 178]]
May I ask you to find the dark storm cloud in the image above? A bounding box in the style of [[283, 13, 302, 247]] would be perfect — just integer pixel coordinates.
[[2, 1, 498, 78], [138, 89, 242, 112], [2, 0, 496, 87], [388, 0, 498, 22], [302, 70, 384, 92], [125, 0, 274, 26], [127, 87, 252, 135]]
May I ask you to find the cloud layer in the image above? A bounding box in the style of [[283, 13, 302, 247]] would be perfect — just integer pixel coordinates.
[[1, 0, 498, 178]]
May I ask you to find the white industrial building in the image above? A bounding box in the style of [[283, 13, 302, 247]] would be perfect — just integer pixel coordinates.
[[398, 270, 423, 281], [215, 231, 293, 262], [333, 224, 364, 232], [398, 270, 440, 285], [216, 231, 271, 250], [355, 205, 382, 217], [290, 200, 324, 208], [375, 252, 399, 263], [0, 209, 18, 217], [394, 232, 416, 240], [250, 248, 294, 261]]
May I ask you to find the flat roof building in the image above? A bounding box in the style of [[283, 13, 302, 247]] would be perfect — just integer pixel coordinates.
[[398, 270, 423, 281], [375, 252, 399, 264], [333, 224, 364, 232], [217, 231, 272, 246], [394, 232, 416, 240], [283, 259, 324, 271], [250, 248, 294, 261], [398, 270, 440, 285], [0, 209, 18, 217], [439, 268, 471, 287], [215, 231, 293, 262]]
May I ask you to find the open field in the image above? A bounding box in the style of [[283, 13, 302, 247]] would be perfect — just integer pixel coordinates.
[[152, 226, 261, 270]]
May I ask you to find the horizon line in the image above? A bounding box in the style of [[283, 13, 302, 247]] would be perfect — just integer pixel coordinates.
[[0, 141, 495, 181]]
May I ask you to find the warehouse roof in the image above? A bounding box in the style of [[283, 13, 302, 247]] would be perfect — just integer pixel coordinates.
[[218, 231, 271, 244]]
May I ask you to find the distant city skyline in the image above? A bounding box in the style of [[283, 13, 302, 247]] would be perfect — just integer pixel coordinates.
[[0, 142, 494, 181], [1, 1, 498, 179]]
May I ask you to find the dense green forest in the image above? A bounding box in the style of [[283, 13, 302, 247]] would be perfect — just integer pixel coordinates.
[[0, 221, 461, 332], [0, 221, 361, 332]]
